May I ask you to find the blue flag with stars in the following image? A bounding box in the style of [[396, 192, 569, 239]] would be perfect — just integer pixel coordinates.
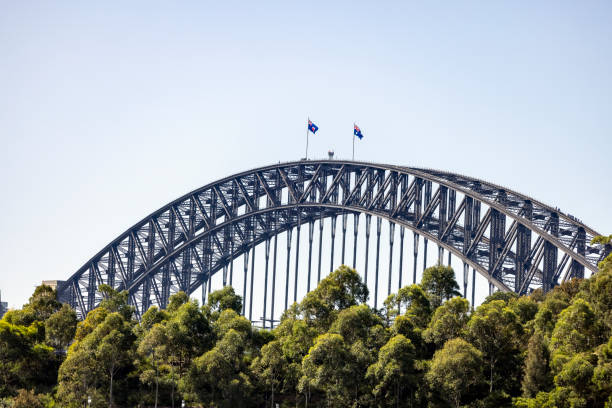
[[354, 124, 363, 139], [308, 119, 319, 134]]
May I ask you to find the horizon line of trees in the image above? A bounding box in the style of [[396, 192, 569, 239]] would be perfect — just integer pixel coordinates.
[[1, 235, 611, 408]]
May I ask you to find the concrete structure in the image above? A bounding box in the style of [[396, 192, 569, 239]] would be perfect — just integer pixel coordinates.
[[0, 291, 7, 319], [42, 280, 64, 290]]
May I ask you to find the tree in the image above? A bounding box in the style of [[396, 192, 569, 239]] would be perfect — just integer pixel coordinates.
[[426, 338, 483, 408], [166, 292, 190, 313], [45, 303, 77, 351], [384, 285, 431, 328], [214, 308, 252, 339], [138, 306, 168, 334], [0, 321, 36, 396], [1, 285, 61, 343], [11, 389, 46, 408], [0, 310, 58, 398], [367, 334, 417, 408], [270, 305, 318, 404], [593, 336, 612, 405], [550, 298, 601, 372], [23, 285, 61, 323], [579, 254, 612, 332], [420, 265, 461, 309], [94, 313, 135, 407], [533, 289, 571, 337], [299, 333, 353, 408], [553, 352, 596, 406], [510, 296, 539, 325], [300, 265, 369, 331], [98, 284, 134, 320], [182, 329, 255, 408], [423, 297, 470, 347], [385, 285, 432, 329], [329, 304, 386, 347], [58, 311, 135, 408], [521, 330, 552, 397], [466, 300, 524, 394], [251, 340, 287, 408], [137, 323, 172, 408], [57, 343, 104, 407], [483, 291, 518, 305], [391, 314, 425, 359], [164, 299, 214, 406], [206, 286, 242, 320], [330, 305, 388, 405], [73, 307, 109, 343]]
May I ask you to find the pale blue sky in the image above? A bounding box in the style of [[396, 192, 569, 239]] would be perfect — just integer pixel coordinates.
[[1, 1, 611, 309]]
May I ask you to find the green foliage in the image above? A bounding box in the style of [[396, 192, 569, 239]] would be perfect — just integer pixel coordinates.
[[206, 286, 243, 319], [423, 296, 470, 347], [97, 284, 134, 320], [510, 296, 539, 325], [300, 265, 369, 331], [57, 311, 135, 407], [420, 264, 461, 309], [367, 334, 417, 407], [579, 261, 612, 332], [4, 256, 612, 407], [484, 290, 518, 305], [10, 389, 47, 408], [550, 298, 601, 372], [533, 288, 571, 337], [251, 340, 287, 407], [44, 304, 77, 351], [299, 333, 353, 407], [0, 286, 61, 398], [467, 299, 524, 394], [329, 304, 385, 346], [166, 291, 190, 313], [392, 284, 432, 329], [24, 285, 62, 324], [591, 234, 612, 246], [182, 329, 255, 407], [426, 338, 484, 408], [521, 330, 552, 397]]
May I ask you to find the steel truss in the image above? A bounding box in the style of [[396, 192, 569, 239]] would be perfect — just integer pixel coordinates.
[[57, 161, 610, 320]]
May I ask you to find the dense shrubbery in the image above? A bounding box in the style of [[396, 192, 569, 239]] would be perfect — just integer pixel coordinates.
[[1, 244, 611, 407]]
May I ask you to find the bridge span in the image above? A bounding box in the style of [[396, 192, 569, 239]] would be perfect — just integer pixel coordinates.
[[57, 160, 610, 322]]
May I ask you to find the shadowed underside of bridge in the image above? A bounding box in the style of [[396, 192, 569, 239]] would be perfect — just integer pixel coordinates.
[[57, 160, 610, 321]]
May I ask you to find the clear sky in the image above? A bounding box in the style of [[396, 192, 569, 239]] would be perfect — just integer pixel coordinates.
[[1, 1, 611, 310]]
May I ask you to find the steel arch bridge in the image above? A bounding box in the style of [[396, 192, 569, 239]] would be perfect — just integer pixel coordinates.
[[57, 160, 610, 322]]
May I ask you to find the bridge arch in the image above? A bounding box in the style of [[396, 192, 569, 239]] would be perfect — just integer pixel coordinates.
[[57, 160, 609, 320]]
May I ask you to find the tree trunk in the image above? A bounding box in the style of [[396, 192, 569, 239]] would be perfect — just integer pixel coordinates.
[[155, 375, 159, 408], [109, 370, 114, 408], [396, 381, 399, 408], [490, 360, 494, 393], [171, 382, 175, 408]]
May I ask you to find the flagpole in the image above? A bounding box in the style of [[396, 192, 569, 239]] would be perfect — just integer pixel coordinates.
[[306, 117, 309, 159], [352, 122, 355, 161]]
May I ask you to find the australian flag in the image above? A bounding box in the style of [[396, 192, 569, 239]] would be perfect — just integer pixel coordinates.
[[354, 124, 363, 139], [308, 119, 319, 134]]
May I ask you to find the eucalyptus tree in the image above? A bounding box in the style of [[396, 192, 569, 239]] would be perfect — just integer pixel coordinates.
[[426, 338, 483, 408]]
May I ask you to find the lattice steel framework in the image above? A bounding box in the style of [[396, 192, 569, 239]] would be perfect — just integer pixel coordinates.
[[57, 161, 610, 320]]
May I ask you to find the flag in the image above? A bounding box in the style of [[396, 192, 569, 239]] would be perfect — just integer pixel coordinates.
[[354, 124, 363, 139], [308, 119, 319, 134]]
